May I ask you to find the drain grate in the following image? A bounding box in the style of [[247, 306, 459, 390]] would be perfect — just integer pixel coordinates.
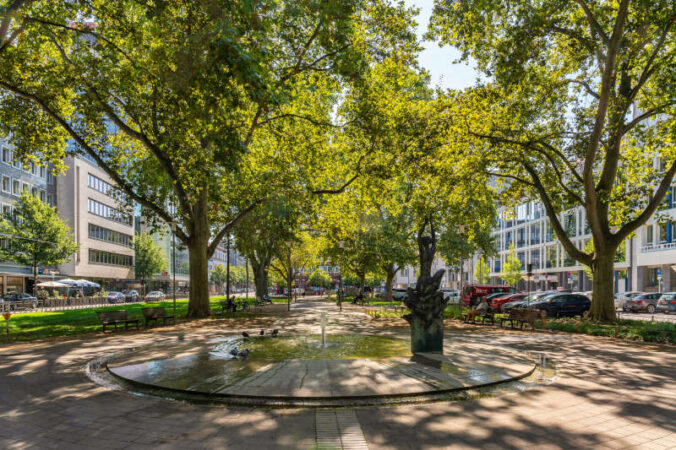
[[316, 409, 368, 450]]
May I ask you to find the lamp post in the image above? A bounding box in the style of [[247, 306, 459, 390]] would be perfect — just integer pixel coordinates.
[[168, 222, 177, 318], [226, 235, 231, 301], [285, 240, 293, 312], [245, 256, 249, 299]]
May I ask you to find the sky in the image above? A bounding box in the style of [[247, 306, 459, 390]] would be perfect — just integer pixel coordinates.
[[404, 0, 481, 91]]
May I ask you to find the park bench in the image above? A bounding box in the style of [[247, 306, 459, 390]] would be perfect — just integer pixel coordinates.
[[141, 307, 175, 327], [500, 308, 544, 330], [219, 299, 248, 314], [462, 310, 495, 325], [96, 310, 140, 332]]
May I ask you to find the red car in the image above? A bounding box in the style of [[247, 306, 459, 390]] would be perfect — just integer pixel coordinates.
[[462, 285, 517, 307], [490, 293, 527, 312]]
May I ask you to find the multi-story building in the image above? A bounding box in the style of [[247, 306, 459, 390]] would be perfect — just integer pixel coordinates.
[[56, 156, 135, 289], [392, 194, 676, 295], [0, 142, 56, 295]]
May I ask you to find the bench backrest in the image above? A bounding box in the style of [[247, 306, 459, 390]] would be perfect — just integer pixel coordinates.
[[141, 307, 166, 319], [97, 310, 128, 322]]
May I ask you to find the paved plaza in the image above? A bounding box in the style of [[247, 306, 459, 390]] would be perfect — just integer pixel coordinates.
[[1, 299, 675, 449]]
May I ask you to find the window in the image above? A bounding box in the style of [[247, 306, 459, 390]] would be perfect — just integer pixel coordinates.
[[88, 173, 114, 196], [31, 186, 38, 196], [21, 182, 29, 193], [1, 147, 10, 164], [88, 249, 133, 267], [530, 223, 540, 245], [88, 224, 133, 247], [39, 190, 46, 202], [12, 179, 19, 195], [87, 198, 132, 226], [516, 227, 526, 248], [646, 225, 654, 244], [2, 204, 11, 216], [530, 249, 541, 270], [1, 176, 9, 193], [565, 213, 576, 237], [39, 166, 46, 178], [47, 194, 53, 206]]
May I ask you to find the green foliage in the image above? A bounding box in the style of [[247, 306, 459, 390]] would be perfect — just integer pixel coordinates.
[[0, 0, 418, 316], [308, 268, 332, 288], [0, 192, 78, 279], [501, 243, 522, 286], [134, 232, 166, 283], [474, 255, 490, 284], [210, 264, 228, 287]]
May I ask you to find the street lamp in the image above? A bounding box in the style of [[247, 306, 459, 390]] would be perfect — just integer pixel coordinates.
[[285, 240, 293, 312], [226, 235, 231, 301], [168, 221, 178, 318]]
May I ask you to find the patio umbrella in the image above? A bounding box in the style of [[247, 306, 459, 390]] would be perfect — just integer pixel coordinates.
[[36, 281, 69, 288], [58, 279, 86, 287], [76, 279, 101, 288]]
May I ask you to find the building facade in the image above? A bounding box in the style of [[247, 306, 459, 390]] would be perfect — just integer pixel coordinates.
[[56, 156, 135, 288], [0, 142, 56, 295]]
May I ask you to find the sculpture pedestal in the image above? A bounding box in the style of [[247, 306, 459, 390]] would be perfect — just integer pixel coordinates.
[[408, 315, 444, 353]]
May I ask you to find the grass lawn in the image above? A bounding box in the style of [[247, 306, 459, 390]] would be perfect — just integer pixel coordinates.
[[0, 296, 279, 343]]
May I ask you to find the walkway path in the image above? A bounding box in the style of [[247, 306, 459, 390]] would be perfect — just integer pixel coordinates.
[[0, 299, 674, 449]]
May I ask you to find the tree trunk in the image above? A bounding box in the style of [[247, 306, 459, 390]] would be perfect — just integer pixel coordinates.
[[252, 262, 268, 300], [358, 272, 365, 294], [384, 264, 397, 301], [187, 192, 211, 318], [589, 249, 617, 322]]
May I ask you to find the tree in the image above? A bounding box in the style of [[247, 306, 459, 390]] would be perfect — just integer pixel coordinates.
[[0, 191, 78, 295], [134, 232, 166, 293], [308, 269, 332, 289], [234, 200, 297, 301], [0, 0, 417, 317], [474, 255, 490, 284], [210, 264, 228, 291], [270, 233, 314, 309], [501, 244, 523, 287], [430, 0, 676, 321]]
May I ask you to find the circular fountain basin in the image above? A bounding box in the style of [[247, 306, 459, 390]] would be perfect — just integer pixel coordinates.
[[103, 335, 536, 406]]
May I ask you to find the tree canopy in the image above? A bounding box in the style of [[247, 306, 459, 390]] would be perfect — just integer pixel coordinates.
[[430, 0, 676, 321], [134, 232, 166, 288]]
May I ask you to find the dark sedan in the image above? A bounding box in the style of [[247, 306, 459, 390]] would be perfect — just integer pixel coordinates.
[[124, 290, 140, 302], [107, 291, 126, 304], [530, 293, 591, 318], [656, 292, 676, 314], [624, 293, 662, 314], [502, 291, 558, 311]]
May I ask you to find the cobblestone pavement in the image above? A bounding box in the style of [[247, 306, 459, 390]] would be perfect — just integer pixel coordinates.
[[1, 299, 675, 449]]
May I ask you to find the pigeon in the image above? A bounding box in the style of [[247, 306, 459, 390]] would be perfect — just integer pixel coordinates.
[[229, 346, 239, 356], [237, 349, 249, 358], [242, 331, 250, 338], [271, 329, 279, 336], [259, 329, 265, 335]]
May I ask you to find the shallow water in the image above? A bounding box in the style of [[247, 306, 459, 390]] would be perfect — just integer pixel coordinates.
[[210, 335, 412, 361]]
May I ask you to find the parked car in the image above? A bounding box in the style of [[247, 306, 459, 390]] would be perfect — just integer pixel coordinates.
[[502, 291, 558, 311], [441, 289, 460, 305], [461, 284, 517, 307], [391, 288, 408, 301], [529, 293, 591, 318], [624, 293, 662, 313], [615, 291, 643, 309], [490, 293, 528, 312], [124, 290, 140, 302], [656, 292, 676, 314], [1, 292, 38, 310], [144, 291, 166, 301], [107, 291, 126, 303]]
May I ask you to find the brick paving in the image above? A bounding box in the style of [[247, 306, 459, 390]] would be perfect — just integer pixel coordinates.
[[0, 299, 674, 449]]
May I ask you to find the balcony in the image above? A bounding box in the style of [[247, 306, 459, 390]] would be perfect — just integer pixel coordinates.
[[641, 241, 676, 253]]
